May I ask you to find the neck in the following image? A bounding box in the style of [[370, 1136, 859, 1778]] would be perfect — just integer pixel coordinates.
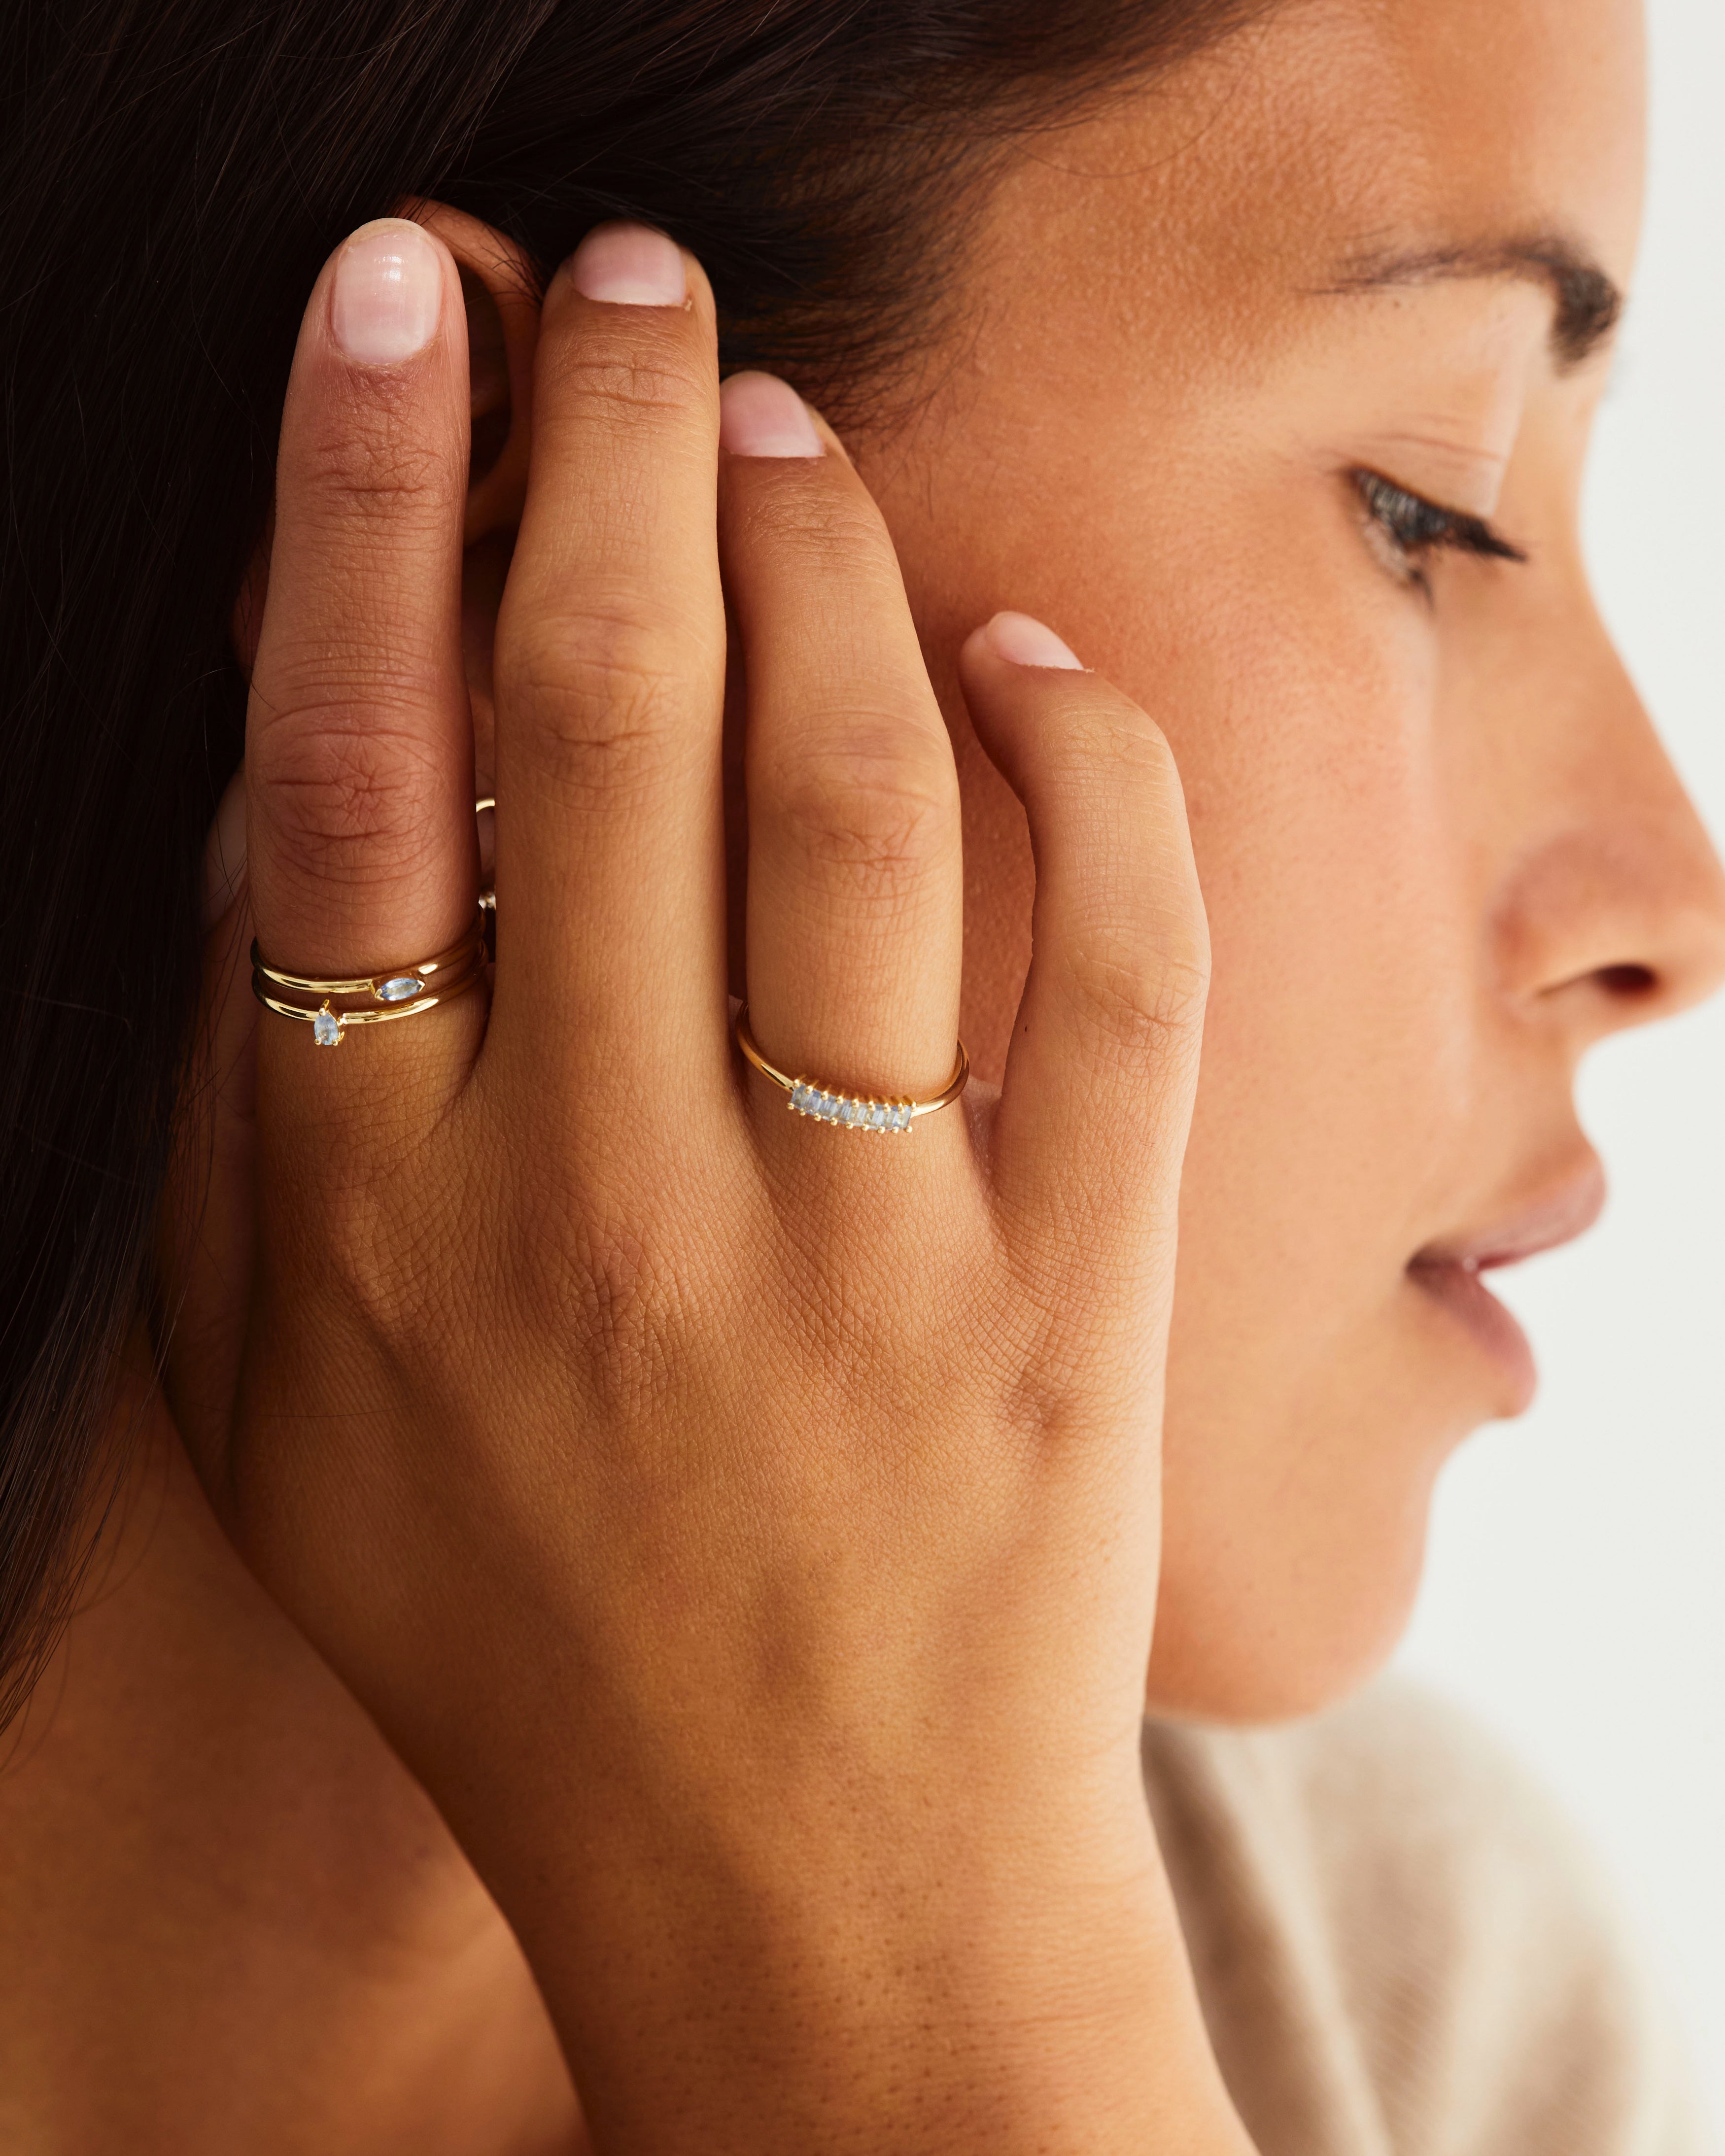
[[0, 1387, 581, 2155]]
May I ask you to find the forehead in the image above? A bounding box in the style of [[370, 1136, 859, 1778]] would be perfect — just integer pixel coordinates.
[[987, 0, 1646, 359]]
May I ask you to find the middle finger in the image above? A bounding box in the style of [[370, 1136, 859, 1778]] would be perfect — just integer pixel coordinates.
[[490, 224, 729, 1098]]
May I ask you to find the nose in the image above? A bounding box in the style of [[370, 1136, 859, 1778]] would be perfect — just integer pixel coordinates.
[[1490, 602, 1725, 1051]]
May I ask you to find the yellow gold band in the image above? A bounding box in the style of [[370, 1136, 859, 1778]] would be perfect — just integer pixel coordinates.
[[251, 905, 489, 1048], [733, 1007, 968, 1133], [475, 796, 496, 918]]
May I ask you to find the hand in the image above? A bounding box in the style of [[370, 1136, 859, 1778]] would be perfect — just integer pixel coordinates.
[[166, 214, 1238, 2155]]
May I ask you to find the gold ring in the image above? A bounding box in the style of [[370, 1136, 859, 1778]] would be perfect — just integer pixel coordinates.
[[252, 906, 488, 1048], [475, 795, 496, 917], [733, 1007, 968, 1133]]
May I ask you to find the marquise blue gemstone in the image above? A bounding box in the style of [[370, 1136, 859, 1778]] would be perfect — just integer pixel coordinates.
[[377, 975, 423, 1003]]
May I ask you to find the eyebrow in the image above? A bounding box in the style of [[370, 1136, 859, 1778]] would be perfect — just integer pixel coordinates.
[[1323, 234, 1623, 369]]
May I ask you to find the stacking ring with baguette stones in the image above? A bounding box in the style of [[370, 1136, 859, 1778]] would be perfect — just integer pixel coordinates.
[[733, 1007, 968, 1133]]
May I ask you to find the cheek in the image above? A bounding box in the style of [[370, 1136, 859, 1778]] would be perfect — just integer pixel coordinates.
[[959, 491, 1477, 1312], [1133, 543, 1498, 1712], [1154, 543, 1470, 1303], [914, 481, 1493, 1715]]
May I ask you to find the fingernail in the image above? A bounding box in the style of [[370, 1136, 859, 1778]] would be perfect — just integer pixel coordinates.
[[202, 766, 248, 930], [718, 372, 824, 459], [330, 219, 444, 365], [569, 222, 687, 306], [982, 611, 1085, 670]]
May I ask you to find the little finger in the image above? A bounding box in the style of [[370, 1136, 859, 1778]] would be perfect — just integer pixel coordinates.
[[959, 614, 1209, 1270]]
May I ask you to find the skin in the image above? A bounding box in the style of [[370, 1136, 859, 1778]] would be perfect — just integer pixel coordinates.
[[2, 0, 1722, 2148], [895, 0, 1725, 1716]]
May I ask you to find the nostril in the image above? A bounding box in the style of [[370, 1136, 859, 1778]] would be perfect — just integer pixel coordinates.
[[1597, 962, 1658, 999]]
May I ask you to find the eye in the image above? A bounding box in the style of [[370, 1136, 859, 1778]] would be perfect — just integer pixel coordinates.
[[1352, 470, 1527, 595]]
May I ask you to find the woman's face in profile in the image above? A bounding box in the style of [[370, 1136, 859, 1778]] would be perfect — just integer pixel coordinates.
[[851, 0, 1725, 1715]]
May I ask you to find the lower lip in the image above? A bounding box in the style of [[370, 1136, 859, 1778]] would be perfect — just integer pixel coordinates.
[[1408, 1262, 1537, 1413]]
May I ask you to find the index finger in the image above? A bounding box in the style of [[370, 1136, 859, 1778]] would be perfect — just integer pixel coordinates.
[[245, 218, 478, 986]]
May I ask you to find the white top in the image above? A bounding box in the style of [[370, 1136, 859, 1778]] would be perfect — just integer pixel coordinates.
[[1143, 1679, 1706, 2153]]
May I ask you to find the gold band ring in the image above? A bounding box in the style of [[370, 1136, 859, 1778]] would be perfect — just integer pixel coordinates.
[[733, 1007, 968, 1133], [252, 794, 497, 1047], [475, 796, 496, 918], [252, 906, 488, 1048]]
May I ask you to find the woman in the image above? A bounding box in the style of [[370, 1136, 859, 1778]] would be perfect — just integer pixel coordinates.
[[2, 0, 1720, 2145]]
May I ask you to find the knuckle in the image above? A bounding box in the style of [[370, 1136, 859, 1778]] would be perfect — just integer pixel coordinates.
[[298, 398, 461, 529], [766, 729, 956, 905], [562, 1223, 657, 1374], [526, 1208, 697, 1415], [1063, 931, 1209, 1067], [310, 1188, 401, 1340], [253, 705, 448, 887], [1059, 698, 1175, 788], [736, 480, 887, 568], [545, 342, 710, 439], [268, 1115, 426, 1339], [502, 597, 700, 806]]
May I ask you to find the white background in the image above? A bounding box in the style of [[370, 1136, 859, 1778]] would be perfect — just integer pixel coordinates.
[[1393, 0, 1725, 2126]]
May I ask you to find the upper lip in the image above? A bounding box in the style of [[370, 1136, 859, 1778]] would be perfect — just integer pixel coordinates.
[[1411, 1156, 1608, 1275]]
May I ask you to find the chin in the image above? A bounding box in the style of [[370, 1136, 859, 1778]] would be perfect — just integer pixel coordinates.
[[1141, 1463, 1445, 1726]]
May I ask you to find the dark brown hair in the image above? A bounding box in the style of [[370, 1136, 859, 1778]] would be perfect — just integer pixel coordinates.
[[0, 0, 1261, 1723]]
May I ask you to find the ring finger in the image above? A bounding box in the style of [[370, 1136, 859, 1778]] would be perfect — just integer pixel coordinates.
[[718, 374, 964, 1144]]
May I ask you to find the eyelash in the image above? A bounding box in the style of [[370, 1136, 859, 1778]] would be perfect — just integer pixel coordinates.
[[1352, 469, 1527, 593]]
